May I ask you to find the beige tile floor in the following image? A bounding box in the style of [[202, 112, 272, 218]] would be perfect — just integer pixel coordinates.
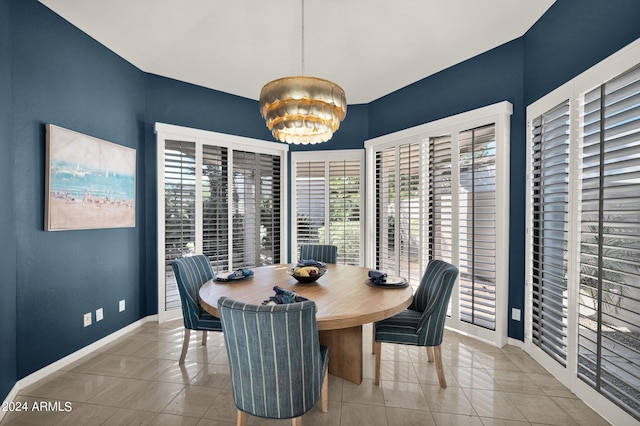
[[1, 320, 610, 425]]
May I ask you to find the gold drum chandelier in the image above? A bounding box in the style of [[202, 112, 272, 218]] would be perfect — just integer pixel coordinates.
[[259, 0, 346, 145]]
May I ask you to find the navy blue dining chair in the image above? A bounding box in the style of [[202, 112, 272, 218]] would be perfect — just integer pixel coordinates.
[[172, 255, 222, 364], [218, 296, 329, 426], [299, 244, 338, 264], [373, 259, 458, 387]]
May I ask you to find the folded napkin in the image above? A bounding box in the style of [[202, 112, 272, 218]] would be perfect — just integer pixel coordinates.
[[263, 286, 309, 305], [368, 270, 387, 284], [216, 268, 254, 281], [297, 259, 326, 268]]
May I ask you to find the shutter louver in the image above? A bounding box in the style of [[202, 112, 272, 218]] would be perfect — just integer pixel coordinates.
[[202, 145, 229, 271], [531, 101, 570, 366], [164, 140, 196, 311], [578, 65, 640, 420], [295, 161, 326, 251], [398, 143, 421, 283], [429, 135, 453, 264], [375, 148, 397, 274], [329, 160, 361, 265], [232, 150, 281, 268], [459, 125, 497, 330], [375, 144, 421, 285]]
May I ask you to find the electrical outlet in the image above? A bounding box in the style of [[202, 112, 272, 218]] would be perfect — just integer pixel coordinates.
[[96, 308, 104, 322], [119, 299, 125, 312], [83, 312, 92, 327], [511, 308, 521, 321]]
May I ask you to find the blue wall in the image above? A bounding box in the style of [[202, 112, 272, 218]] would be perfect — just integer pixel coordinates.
[[524, 0, 640, 105], [11, 0, 146, 378], [1, 0, 18, 404], [3, 0, 640, 404]]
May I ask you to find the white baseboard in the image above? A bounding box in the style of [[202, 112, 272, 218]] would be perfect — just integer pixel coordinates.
[[507, 336, 525, 349], [0, 314, 158, 422]]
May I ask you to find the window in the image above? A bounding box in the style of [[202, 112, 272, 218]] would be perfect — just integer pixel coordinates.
[[526, 39, 640, 424], [366, 101, 512, 346], [374, 143, 423, 283], [164, 140, 197, 311], [458, 124, 498, 330], [577, 65, 640, 420], [428, 135, 453, 265], [231, 150, 281, 268], [292, 150, 364, 265], [156, 124, 288, 321], [530, 101, 571, 365]]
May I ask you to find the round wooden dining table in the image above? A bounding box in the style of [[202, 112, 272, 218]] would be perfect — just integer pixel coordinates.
[[199, 263, 413, 384]]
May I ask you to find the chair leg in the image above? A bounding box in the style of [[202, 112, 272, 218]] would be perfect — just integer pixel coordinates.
[[433, 345, 447, 388], [179, 328, 191, 364], [202, 330, 207, 346], [237, 410, 248, 426], [291, 417, 302, 426], [374, 340, 382, 385], [321, 365, 329, 413], [427, 346, 435, 363]]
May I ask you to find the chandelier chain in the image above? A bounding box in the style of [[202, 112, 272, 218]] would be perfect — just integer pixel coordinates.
[[301, 0, 305, 76]]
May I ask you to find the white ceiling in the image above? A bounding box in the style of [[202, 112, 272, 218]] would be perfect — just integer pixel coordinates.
[[39, 0, 555, 104]]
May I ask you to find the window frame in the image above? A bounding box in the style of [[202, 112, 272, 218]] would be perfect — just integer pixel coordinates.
[[291, 149, 365, 265], [365, 101, 512, 347], [155, 123, 289, 322]]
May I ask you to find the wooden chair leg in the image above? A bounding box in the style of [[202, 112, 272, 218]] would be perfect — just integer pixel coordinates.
[[427, 346, 435, 362], [291, 417, 302, 426], [179, 328, 191, 364], [321, 366, 329, 413], [374, 340, 382, 385], [237, 410, 249, 426], [202, 330, 207, 346], [433, 345, 447, 388]]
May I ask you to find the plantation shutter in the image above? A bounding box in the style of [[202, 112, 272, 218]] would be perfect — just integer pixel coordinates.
[[232, 150, 281, 268], [295, 161, 326, 250], [531, 101, 570, 366], [202, 145, 229, 271], [375, 143, 422, 285], [329, 160, 362, 265], [164, 140, 196, 311], [429, 135, 453, 264], [459, 124, 497, 330], [259, 153, 281, 265], [578, 64, 640, 418], [398, 143, 421, 283], [375, 147, 396, 273]]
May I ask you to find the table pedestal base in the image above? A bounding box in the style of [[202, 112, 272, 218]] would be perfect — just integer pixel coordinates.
[[319, 325, 363, 384]]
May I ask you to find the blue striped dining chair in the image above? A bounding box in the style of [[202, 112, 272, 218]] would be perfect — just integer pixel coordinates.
[[172, 255, 222, 364], [218, 296, 329, 426], [299, 244, 338, 264], [373, 259, 458, 388]]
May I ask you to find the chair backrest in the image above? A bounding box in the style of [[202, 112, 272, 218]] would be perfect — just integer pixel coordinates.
[[172, 255, 215, 329], [218, 296, 324, 419], [299, 244, 338, 264], [411, 259, 459, 346]]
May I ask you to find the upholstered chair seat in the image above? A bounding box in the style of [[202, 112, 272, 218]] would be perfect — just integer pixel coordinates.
[[373, 259, 458, 388], [172, 255, 223, 363]]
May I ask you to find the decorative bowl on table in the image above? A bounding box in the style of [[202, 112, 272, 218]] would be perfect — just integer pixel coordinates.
[[287, 265, 327, 283]]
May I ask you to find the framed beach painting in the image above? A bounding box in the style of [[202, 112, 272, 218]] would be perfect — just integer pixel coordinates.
[[45, 124, 136, 231]]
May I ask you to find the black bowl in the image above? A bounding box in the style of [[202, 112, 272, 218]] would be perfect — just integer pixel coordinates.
[[287, 266, 327, 283]]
